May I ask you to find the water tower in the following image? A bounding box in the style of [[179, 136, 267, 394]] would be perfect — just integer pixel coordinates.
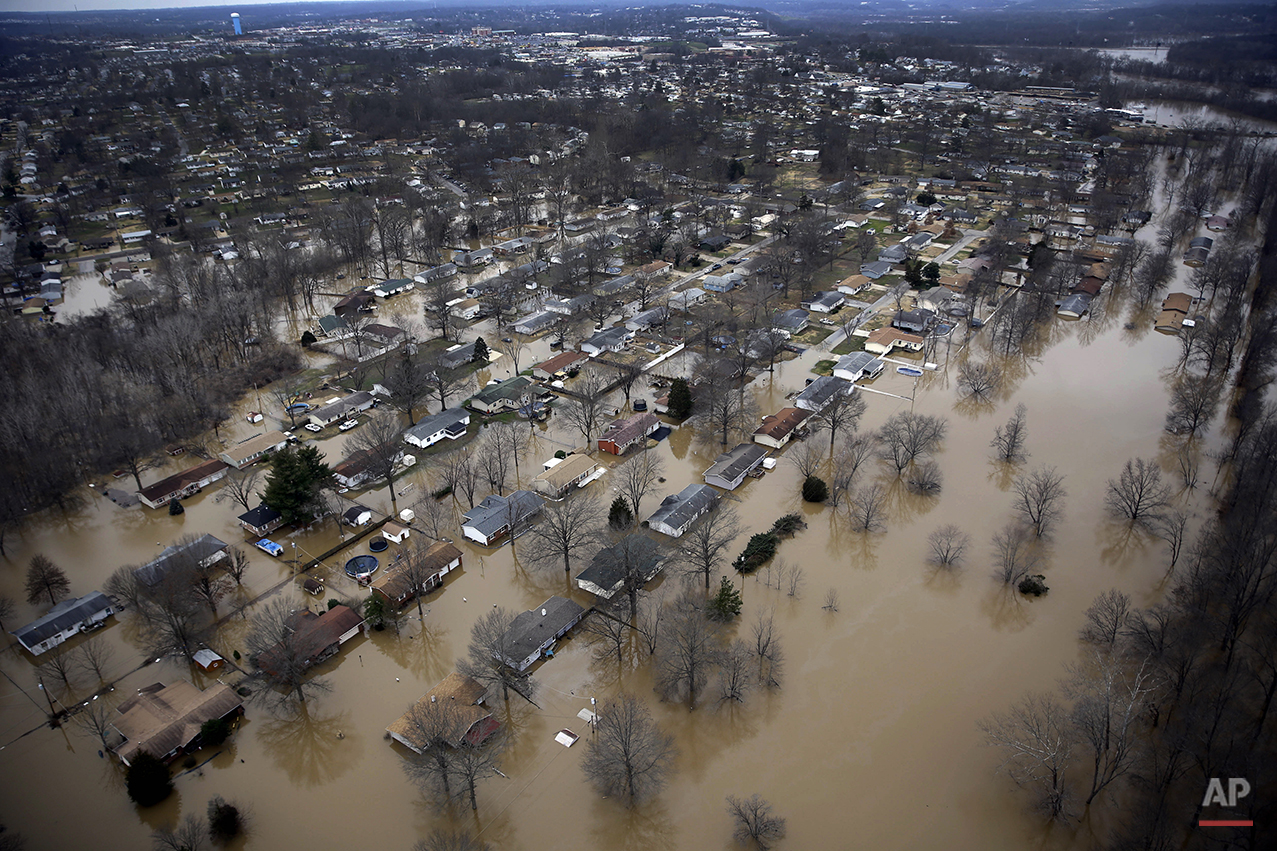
[[231, 13, 242, 36]]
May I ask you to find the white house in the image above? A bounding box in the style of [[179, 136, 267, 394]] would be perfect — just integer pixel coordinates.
[[12, 592, 115, 656], [403, 407, 470, 449]]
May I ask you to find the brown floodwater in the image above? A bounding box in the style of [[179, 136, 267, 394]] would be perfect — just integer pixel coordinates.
[[0, 224, 1229, 850]]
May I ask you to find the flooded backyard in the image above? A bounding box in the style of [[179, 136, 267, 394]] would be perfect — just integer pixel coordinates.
[[0, 204, 1230, 851]]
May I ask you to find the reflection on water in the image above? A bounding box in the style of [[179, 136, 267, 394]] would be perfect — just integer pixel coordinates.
[[258, 704, 358, 788]]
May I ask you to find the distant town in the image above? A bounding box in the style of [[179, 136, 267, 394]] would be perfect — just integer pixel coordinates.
[[0, 2, 1275, 850]]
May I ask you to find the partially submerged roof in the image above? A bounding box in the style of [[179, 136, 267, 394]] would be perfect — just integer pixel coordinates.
[[110, 680, 243, 765], [12, 592, 113, 649]]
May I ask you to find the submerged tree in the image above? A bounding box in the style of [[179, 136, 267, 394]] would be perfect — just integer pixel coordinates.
[[581, 693, 676, 806], [25, 554, 71, 606], [1104, 458, 1171, 524], [978, 692, 1077, 821], [991, 403, 1029, 463], [725, 793, 787, 850]]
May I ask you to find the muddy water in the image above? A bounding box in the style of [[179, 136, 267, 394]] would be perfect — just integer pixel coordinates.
[[0, 257, 1219, 849]]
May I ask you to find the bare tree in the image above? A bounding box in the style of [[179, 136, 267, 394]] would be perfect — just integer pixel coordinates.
[[385, 351, 435, 426], [343, 412, 406, 509], [562, 367, 610, 445], [677, 503, 741, 591], [725, 793, 787, 851], [957, 360, 1003, 400], [696, 377, 756, 446], [215, 466, 262, 513], [0, 594, 15, 635], [74, 635, 115, 682], [814, 390, 867, 454], [1150, 508, 1190, 571], [523, 493, 604, 576], [847, 483, 888, 532], [440, 449, 481, 509], [906, 460, 944, 495], [928, 524, 971, 568], [189, 561, 232, 616], [830, 433, 876, 506], [878, 411, 948, 475], [1011, 467, 1066, 537], [401, 695, 466, 803], [717, 640, 754, 705], [414, 492, 457, 541], [616, 452, 664, 520], [72, 694, 118, 747], [978, 692, 1077, 821], [991, 403, 1029, 463], [1164, 375, 1220, 438], [224, 546, 250, 586], [785, 440, 825, 480], [1105, 458, 1171, 524], [750, 610, 784, 689], [246, 597, 332, 706], [656, 594, 722, 708], [581, 693, 676, 806], [991, 523, 1040, 586], [414, 831, 489, 851], [458, 606, 536, 705], [451, 734, 507, 812], [422, 278, 462, 342], [25, 554, 71, 606], [822, 588, 840, 612], [38, 648, 80, 693], [150, 814, 207, 851], [1063, 653, 1155, 806], [1079, 590, 1132, 649]]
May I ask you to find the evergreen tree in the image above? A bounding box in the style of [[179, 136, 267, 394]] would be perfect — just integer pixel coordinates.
[[802, 475, 829, 503], [708, 576, 744, 621], [125, 752, 174, 806], [261, 445, 333, 524], [168, 498, 184, 515], [667, 378, 693, 420], [608, 496, 634, 530], [471, 336, 489, 365]]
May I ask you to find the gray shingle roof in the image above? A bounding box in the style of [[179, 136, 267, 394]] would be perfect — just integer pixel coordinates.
[[647, 484, 718, 535], [704, 443, 768, 488], [463, 490, 543, 540], [12, 592, 113, 649]]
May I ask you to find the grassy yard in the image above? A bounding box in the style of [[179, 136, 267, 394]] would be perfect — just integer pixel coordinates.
[[813, 359, 837, 376], [831, 336, 866, 356], [791, 326, 834, 346]]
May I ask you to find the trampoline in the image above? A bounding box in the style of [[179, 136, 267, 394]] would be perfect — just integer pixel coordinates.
[[345, 554, 379, 581], [369, 538, 389, 553]]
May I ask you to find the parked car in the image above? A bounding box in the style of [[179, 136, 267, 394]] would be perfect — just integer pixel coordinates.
[[339, 419, 360, 432], [255, 539, 284, 557], [304, 423, 323, 433]]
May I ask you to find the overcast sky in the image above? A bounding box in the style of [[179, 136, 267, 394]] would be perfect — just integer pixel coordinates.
[[4, 1, 347, 13]]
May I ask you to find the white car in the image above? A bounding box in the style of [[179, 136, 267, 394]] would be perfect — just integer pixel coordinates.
[[338, 419, 360, 432], [304, 423, 322, 433]]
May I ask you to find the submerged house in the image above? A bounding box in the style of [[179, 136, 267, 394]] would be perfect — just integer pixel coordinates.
[[531, 453, 600, 499], [371, 542, 464, 608], [254, 605, 364, 677], [137, 459, 229, 509], [403, 407, 470, 449], [461, 491, 544, 546], [386, 672, 499, 753], [575, 535, 664, 601], [598, 412, 660, 455], [108, 680, 244, 766], [704, 443, 769, 490], [12, 592, 115, 656], [498, 596, 586, 672], [646, 483, 718, 538]]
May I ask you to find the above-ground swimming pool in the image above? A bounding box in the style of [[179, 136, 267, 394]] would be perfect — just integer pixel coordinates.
[[345, 554, 379, 580]]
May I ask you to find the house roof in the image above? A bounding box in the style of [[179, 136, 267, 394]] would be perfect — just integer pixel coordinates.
[[501, 596, 585, 665], [754, 408, 811, 441], [404, 407, 470, 442], [238, 504, 282, 528], [584, 326, 629, 350], [111, 680, 243, 764], [472, 376, 532, 407], [221, 430, 287, 465], [835, 351, 884, 377], [532, 453, 598, 491], [796, 375, 850, 410], [311, 391, 374, 423], [807, 290, 844, 309], [599, 412, 659, 448], [705, 443, 768, 485], [576, 535, 663, 598], [136, 534, 228, 585], [372, 541, 463, 601], [462, 490, 543, 539], [257, 605, 364, 676], [138, 458, 228, 503], [866, 327, 924, 348], [647, 484, 718, 532], [772, 308, 809, 330], [1162, 292, 1192, 314], [386, 673, 494, 750], [12, 592, 113, 648], [534, 351, 586, 375]]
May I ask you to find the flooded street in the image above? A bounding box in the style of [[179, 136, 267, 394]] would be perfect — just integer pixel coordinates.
[[0, 260, 1211, 851]]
